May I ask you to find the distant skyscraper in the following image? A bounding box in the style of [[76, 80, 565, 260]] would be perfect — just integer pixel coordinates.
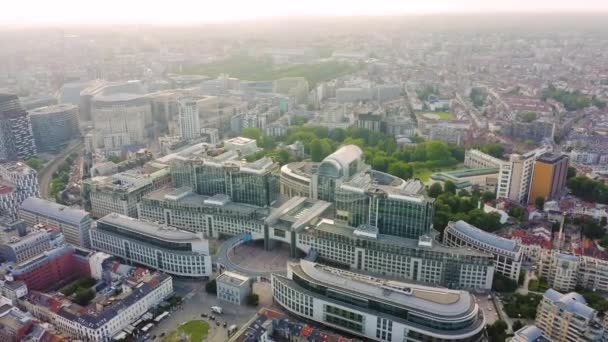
[[28, 104, 79, 152], [529, 153, 569, 204], [177, 98, 200, 141], [0, 94, 37, 161]]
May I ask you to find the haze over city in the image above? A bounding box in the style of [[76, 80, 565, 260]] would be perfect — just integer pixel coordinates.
[[3, 0, 608, 25], [2, 1, 608, 342]]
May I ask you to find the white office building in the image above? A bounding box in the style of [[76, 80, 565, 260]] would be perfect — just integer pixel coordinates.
[[272, 259, 487, 342], [216, 271, 251, 305], [177, 98, 200, 141], [90, 214, 212, 277], [19, 197, 92, 248], [443, 220, 522, 281]]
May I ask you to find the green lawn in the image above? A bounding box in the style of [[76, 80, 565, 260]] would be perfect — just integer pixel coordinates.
[[163, 320, 209, 342], [416, 111, 454, 120], [180, 55, 357, 87]]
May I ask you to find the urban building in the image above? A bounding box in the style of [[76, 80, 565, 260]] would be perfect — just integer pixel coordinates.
[[169, 153, 279, 207], [0, 301, 35, 341], [82, 164, 169, 218], [9, 245, 91, 291], [282, 145, 435, 239], [90, 214, 212, 277], [216, 271, 251, 305], [0, 228, 53, 263], [138, 187, 267, 239], [0, 280, 28, 303], [90, 87, 152, 155], [19, 197, 93, 248], [28, 104, 79, 152], [503, 121, 555, 144], [429, 168, 499, 193], [22, 271, 173, 341], [0, 94, 37, 161], [272, 258, 487, 342], [177, 98, 200, 141], [539, 252, 580, 292], [465, 147, 551, 204], [443, 220, 522, 281], [511, 325, 553, 342], [223, 136, 259, 156], [535, 289, 604, 342], [297, 219, 495, 290], [0, 164, 41, 219], [529, 153, 569, 204]]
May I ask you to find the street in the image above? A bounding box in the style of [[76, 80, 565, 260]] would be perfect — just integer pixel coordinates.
[[38, 139, 84, 199]]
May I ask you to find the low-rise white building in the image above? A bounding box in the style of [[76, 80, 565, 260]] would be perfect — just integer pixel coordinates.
[[90, 214, 212, 278], [443, 220, 522, 281], [216, 271, 251, 305]]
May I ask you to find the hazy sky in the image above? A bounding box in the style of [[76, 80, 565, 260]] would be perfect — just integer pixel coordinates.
[[3, 0, 608, 25]]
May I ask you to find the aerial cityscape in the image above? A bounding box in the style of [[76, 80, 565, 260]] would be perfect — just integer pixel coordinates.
[[1, 2, 608, 342]]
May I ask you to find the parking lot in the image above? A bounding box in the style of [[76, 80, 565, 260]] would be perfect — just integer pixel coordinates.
[[146, 278, 264, 341]]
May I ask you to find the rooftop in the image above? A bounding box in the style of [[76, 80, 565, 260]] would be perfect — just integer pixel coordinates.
[[311, 220, 491, 258], [544, 289, 595, 320], [20, 197, 90, 225], [97, 213, 203, 243], [293, 259, 474, 318], [217, 271, 250, 286], [448, 220, 519, 253], [537, 153, 568, 164], [28, 104, 77, 115]]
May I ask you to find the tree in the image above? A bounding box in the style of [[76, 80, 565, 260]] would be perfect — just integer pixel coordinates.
[[443, 181, 457, 195], [492, 273, 517, 293], [428, 183, 443, 198], [479, 143, 504, 159], [108, 155, 122, 164], [535, 196, 545, 211], [582, 219, 605, 240], [309, 139, 334, 162], [512, 320, 524, 332], [73, 288, 95, 306], [205, 279, 217, 294], [246, 293, 259, 306], [241, 128, 262, 140], [567, 166, 577, 179], [25, 157, 44, 171], [486, 320, 508, 342], [482, 191, 495, 203]]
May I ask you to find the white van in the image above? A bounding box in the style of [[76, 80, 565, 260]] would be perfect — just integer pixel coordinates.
[[211, 306, 223, 314], [228, 325, 238, 336]]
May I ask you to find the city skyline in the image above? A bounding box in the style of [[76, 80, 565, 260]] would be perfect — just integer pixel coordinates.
[[3, 0, 608, 25]]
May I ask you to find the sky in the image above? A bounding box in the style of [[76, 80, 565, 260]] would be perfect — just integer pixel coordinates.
[[3, 0, 608, 25]]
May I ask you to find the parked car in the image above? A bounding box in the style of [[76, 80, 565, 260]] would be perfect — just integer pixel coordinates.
[[223, 322, 228, 328]]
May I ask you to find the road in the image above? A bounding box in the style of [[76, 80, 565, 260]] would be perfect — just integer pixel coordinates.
[[38, 140, 84, 199]]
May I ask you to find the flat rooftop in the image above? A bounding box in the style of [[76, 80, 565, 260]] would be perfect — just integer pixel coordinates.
[[292, 259, 475, 318], [217, 271, 250, 286], [97, 213, 202, 243], [537, 153, 568, 164]]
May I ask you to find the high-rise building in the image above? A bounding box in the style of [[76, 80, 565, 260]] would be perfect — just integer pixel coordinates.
[[0, 162, 40, 218], [535, 289, 604, 342], [465, 147, 551, 204], [0, 94, 37, 161], [272, 258, 487, 342], [28, 104, 79, 152], [529, 153, 569, 204], [90, 214, 212, 278], [177, 98, 200, 141], [19, 197, 92, 248]]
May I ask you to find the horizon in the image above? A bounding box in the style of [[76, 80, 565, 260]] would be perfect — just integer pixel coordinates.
[[3, 0, 608, 26]]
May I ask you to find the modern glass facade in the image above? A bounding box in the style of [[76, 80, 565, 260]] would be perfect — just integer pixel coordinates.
[[168, 160, 279, 207], [334, 189, 434, 239]]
